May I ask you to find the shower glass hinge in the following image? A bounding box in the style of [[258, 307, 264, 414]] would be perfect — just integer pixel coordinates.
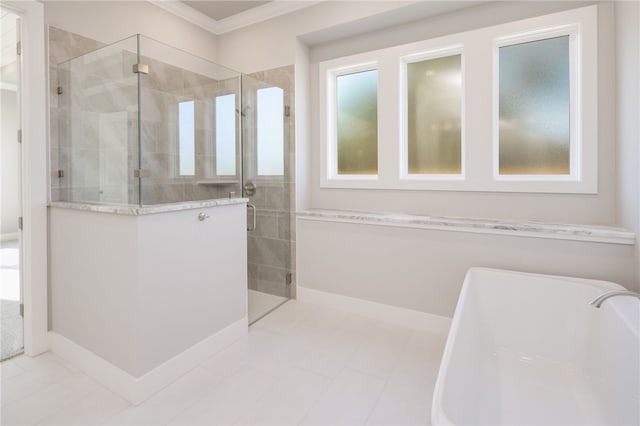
[[17, 129, 22, 143], [133, 169, 150, 178], [286, 272, 292, 286], [16, 41, 21, 56], [57, 86, 63, 95], [132, 63, 149, 75], [284, 105, 290, 117], [56, 170, 64, 178], [19, 303, 24, 317], [18, 216, 23, 230]]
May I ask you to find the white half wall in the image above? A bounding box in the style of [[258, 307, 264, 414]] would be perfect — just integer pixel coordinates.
[[49, 204, 248, 377], [297, 217, 637, 318]]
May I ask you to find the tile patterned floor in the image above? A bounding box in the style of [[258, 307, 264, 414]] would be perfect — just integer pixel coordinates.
[[0, 300, 447, 425]]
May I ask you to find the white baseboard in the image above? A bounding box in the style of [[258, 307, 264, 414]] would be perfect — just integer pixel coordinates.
[[0, 232, 19, 242], [49, 316, 247, 405], [297, 287, 451, 335]]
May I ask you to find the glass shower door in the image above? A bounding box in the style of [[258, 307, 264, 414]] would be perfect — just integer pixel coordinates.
[[242, 75, 293, 324]]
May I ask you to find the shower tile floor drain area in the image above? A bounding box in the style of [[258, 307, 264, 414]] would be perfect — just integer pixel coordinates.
[[248, 289, 287, 324], [1, 300, 447, 425]]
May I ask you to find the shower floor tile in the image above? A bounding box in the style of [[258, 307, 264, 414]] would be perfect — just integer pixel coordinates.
[[248, 289, 288, 324], [1, 300, 448, 426]]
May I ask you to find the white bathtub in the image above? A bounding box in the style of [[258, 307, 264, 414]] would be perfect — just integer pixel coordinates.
[[432, 268, 640, 426]]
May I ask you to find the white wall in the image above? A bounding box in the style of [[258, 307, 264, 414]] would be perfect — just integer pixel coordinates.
[[216, 1, 417, 73], [44, 1, 218, 62], [298, 218, 637, 317], [615, 1, 640, 286], [1, 89, 19, 237]]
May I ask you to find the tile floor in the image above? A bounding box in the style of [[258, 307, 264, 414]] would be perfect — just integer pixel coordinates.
[[0, 300, 447, 425]]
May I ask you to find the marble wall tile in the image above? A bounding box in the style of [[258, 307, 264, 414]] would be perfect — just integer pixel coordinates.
[[141, 182, 185, 204], [49, 26, 103, 66], [250, 211, 279, 239], [247, 236, 289, 270], [139, 56, 184, 94], [254, 279, 289, 298], [248, 277, 259, 291]]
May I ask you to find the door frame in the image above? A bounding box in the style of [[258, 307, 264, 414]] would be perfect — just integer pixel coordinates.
[[3, 0, 48, 356]]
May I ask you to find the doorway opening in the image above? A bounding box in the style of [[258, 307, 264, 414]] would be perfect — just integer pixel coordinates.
[[1, 8, 24, 361]]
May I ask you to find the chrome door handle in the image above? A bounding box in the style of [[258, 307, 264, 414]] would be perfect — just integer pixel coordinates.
[[244, 181, 257, 196], [198, 212, 210, 221], [247, 204, 256, 231]]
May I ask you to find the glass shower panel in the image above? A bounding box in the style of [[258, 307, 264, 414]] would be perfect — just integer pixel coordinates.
[[57, 35, 139, 205], [242, 74, 292, 319], [137, 36, 242, 205]]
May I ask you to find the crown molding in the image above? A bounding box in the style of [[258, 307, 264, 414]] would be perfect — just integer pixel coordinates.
[[148, 1, 219, 33], [148, 1, 321, 35]]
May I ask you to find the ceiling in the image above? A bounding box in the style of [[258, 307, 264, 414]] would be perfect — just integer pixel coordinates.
[[182, 1, 270, 21]]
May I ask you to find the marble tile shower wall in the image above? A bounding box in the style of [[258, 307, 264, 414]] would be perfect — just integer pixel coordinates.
[[49, 27, 104, 203], [245, 66, 296, 298], [138, 62, 241, 204], [49, 27, 242, 205]]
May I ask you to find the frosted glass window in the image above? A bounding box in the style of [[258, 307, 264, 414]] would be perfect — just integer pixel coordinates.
[[257, 87, 284, 176], [407, 55, 462, 174], [215, 94, 236, 176], [178, 100, 195, 176], [499, 36, 570, 175], [336, 70, 378, 175]]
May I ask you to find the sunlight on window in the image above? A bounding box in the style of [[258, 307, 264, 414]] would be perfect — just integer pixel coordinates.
[[336, 69, 378, 175], [257, 87, 284, 176], [178, 100, 195, 176], [407, 55, 462, 174], [499, 36, 570, 175], [216, 94, 236, 176]]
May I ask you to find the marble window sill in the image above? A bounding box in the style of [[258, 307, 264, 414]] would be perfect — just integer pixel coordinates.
[[296, 209, 636, 245], [49, 198, 249, 216]]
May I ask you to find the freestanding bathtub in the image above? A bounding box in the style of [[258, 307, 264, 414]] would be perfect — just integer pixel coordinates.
[[432, 268, 640, 426]]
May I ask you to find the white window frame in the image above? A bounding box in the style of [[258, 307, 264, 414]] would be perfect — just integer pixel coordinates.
[[318, 5, 598, 193], [399, 45, 466, 182], [320, 59, 380, 188]]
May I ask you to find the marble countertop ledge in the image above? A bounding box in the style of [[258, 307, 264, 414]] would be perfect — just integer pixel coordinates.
[[297, 209, 636, 245], [50, 198, 249, 216]]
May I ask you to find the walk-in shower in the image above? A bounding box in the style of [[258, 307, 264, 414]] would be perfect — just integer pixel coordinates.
[[52, 32, 294, 323]]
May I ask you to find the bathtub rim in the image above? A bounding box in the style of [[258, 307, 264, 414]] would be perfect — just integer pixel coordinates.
[[431, 267, 630, 426]]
